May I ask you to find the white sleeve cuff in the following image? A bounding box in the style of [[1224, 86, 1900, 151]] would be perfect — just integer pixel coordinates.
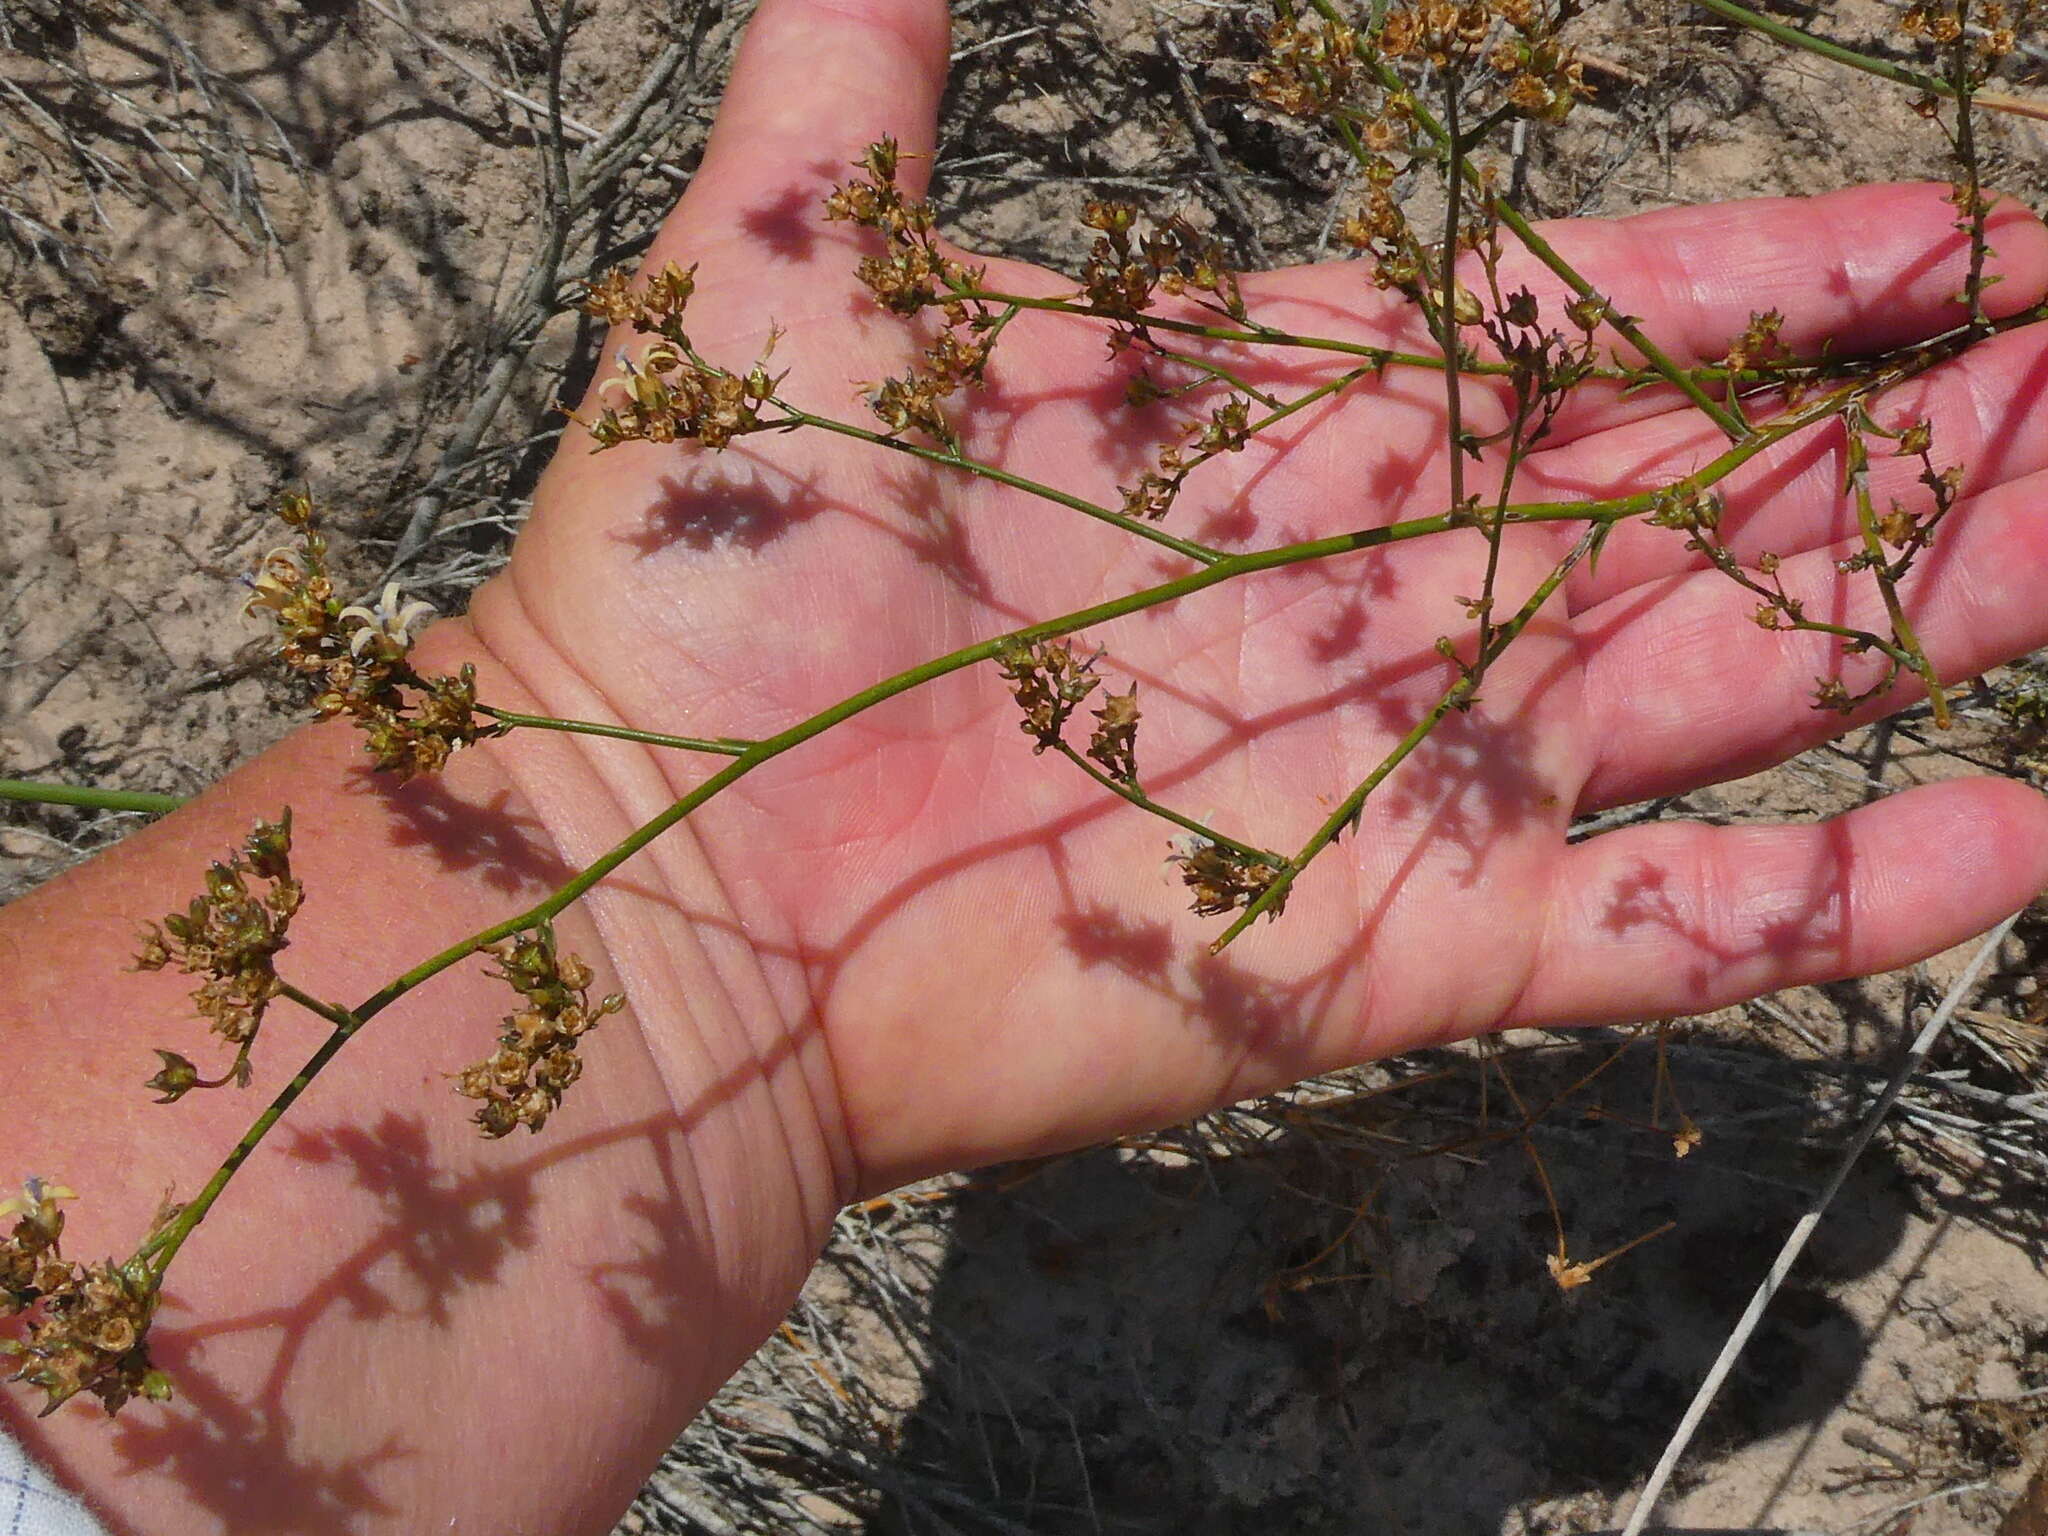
[[0, 1423, 110, 1536]]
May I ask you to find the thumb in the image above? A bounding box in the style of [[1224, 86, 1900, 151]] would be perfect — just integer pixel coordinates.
[[656, 0, 951, 262]]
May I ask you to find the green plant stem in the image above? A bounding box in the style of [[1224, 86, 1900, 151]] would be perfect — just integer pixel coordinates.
[[1211, 521, 1612, 953], [1688, 526, 1917, 679], [275, 979, 364, 1030], [1691, 0, 2048, 121], [1151, 364, 1383, 518], [141, 500, 1609, 1283], [779, 405, 1226, 565], [1050, 741, 1282, 867], [948, 285, 1464, 371], [1847, 439, 1952, 727], [949, 289, 1937, 398], [477, 707, 755, 756], [124, 296, 1982, 1296], [136, 981, 364, 1275], [0, 779, 186, 815], [1238, 363, 1378, 442], [1948, 13, 1992, 333], [1143, 344, 1286, 410], [1459, 171, 1750, 443], [1311, 0, 1748, 441], [1439, 83, 1470, 512], [1689, 0, 1949, 98]]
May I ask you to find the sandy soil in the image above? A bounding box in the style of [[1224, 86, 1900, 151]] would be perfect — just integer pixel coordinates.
[[6, 2, 2048, 1532]]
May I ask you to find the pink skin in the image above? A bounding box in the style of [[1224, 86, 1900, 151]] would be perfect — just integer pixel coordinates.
[[7, 1, 2048, 1532]]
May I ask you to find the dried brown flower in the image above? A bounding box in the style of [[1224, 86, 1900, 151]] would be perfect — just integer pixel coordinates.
[[1, 1183, 170, 1417], [133, 810, 302, 1089], [454, 926, 624, 1138], [1079, 205, 1244, 326], [1170, 839, 1288, 920], [995, 638, 1102, 752], [824, 138, 983, 317], [1249, 15, 1360, 117], [245, 496, 496, 780], [1086, 686, 1141, 784]]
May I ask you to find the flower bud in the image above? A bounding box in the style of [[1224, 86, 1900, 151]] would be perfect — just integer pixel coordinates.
[[144, 1050, 202, 1105]]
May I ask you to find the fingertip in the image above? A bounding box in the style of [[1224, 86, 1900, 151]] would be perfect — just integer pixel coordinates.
[[1818, 180, 2048, 334], [1937, 772, 2048, 899], [682, 0, 951, 226], [1978, 185, 2048, 318], [1515, 777, 2048, 1029]]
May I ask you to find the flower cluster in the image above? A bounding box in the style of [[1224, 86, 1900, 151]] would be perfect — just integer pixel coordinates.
[[824, 138, 983, 317], [1248, 13, 1360, 117], [1, 1181, 170, 1418], [1119, 394, 1252, 522], [133, 811, 301, 1091], [585, 339, 779, 451], [1335, 157, 1431, 295], [864, 327, 997, 450], [1901, 0, 2027, 71], [1376, 0, 1587, 89], [1078, 201, 1245, 327], [574, 261, 788, 452], [1087, 686, 1142, 785], [1379, 0, 1496, 67], [1862, 417, 1961, 565], [1646, 486, 1724, 536], [1478, 284, 1601, 444], [581, 259, 696, 331], [244, 494, 492, 779], [1169, 839, 1289, 920], [454, 927, 624, 1138], [1478, 0, 1591, 123], [1721, 308, 1789, 376], [994, 638, 1104, 753]]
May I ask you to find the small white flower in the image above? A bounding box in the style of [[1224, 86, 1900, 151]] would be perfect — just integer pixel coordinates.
[[239, 546, 304, 619], [0, 1177, 75, 1225], [338, 583, 436, 658]]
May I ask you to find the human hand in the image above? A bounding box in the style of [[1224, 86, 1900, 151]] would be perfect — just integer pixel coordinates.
[[463, 0, 2048, 1208], [10, 5, 2048, 1532]]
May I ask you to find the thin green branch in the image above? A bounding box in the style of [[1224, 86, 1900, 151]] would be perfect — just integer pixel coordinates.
[[1467, 178, 1748, 443], [0, 779, 186, 815], [949, 284, 1923, 396], [477, 707, 755, 756], [1439, 84, 1471, 512], [1947, 7, 1993, 333], [137, 983, 365, 1275], [947, 285, 1459, 371], [1050, 740, 1282, 868], [779, 404, 1227, 565], [1847, 434, 1952, 727], [1693, 0, 2048, 121], [1143, 363, 1384, 521], [1690, 0, 1948, 97], [1140, 344, 1287, 410], [124, 280, 1988, 1298], [277, 979, 362, 1031], [1211, 521, 1612, 952]]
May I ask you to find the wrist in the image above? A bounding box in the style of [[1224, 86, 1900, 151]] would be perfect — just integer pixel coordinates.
[[452, 578, 858, 1260], [0, 601, 844, 1534]]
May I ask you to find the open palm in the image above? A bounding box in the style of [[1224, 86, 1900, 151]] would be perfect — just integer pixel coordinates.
[[466, 0, 2048, 1194]]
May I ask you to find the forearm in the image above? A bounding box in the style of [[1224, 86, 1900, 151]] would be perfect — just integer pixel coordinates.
[[0, 618, 842, 1535]]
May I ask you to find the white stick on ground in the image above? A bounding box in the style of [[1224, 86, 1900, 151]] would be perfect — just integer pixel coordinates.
[[1618, 910, 2023, 1536]]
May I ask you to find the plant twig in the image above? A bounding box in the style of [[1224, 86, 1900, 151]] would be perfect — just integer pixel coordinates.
[[0, 779, 185, 815], [1618, 912, 2021, 1535]]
